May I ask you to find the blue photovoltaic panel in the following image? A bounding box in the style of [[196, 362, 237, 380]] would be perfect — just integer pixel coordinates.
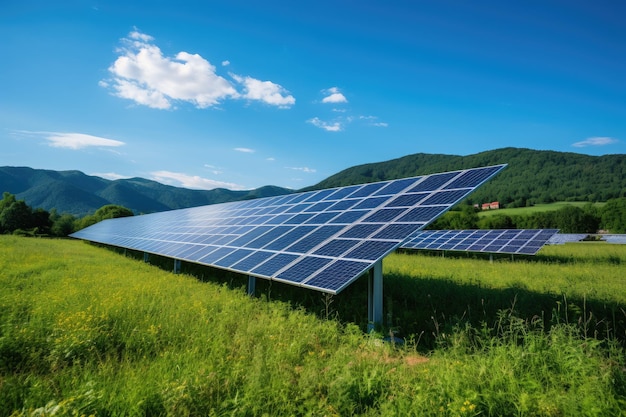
[[602, 235, 626, 244], [547, 234, 626, 245], [401, 229, 558, 255], [71, 164, 505, 294], [547, 234, 587, 244]]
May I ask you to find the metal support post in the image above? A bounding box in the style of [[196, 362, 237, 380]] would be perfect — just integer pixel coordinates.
[[174, 259, 181, 274], [367, 260, 383, 332], [247, 276, 256, 296], [143, 252, 149, 263]]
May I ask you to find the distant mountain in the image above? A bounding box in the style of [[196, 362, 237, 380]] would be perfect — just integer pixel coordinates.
[[305, 147, 626, 207], [0, 167, 293, 216], [2, 148, 625, 216]]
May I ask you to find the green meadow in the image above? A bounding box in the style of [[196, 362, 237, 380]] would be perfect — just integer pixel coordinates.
[[1, 236, 625, 416], [478, 201, 605, 217]]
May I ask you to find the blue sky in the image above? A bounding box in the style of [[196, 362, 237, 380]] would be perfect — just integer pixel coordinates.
[[1, 1, 624, 191]]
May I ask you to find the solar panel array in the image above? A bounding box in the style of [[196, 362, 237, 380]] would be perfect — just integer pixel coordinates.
[[71, 164, 505, 294], [547, 234, 626, 245], [401, 229, 559, 255], [547, 234, 588, 245], [601, 234, 626, 244]]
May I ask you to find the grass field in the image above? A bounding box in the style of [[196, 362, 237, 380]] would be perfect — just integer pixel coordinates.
[[1, 236, 625, 416], [478, 201, 604, 217]]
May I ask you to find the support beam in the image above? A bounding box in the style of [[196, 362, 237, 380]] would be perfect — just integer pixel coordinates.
[[367, 260, 383, 332], [143, 252, 149, 263], [173, 259, 181, 274], [247, 276, 256, 296]]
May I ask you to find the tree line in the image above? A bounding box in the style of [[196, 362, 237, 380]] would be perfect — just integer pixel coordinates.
[[0, 192, 133, 237]]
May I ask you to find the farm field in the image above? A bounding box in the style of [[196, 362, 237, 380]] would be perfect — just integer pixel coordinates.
[[1, 236, 625, 416], [478, 201, 605, 217]]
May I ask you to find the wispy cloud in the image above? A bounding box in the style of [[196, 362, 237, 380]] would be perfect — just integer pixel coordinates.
[[309, 88, 386, 132], [286, 166, 317, 173], [360, 115, 388, 127], [92, 172, 130, 180], [234, 147, 255, 153], [203, 164, 223, 175], [16, 130, 125, 150], [102, 30, 294, 109], [321, 87, 347, 104], [151, 170, 246, 190], [307, 117, 343, 132], [572, 136, 618, 147]]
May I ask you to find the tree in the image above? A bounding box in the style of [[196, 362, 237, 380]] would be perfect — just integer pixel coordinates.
[[553, 206, 599, 233], [51, 213, 77, 237], [478, 214, 515, 229], [31, 208, 53, 235], [428, 205, 478, 230], [600, 198, 626, 233], [93, 204, 134, 220], [0, 192, 56, 235], [76, 204, 134, 231], [0, 200, 32, 233]]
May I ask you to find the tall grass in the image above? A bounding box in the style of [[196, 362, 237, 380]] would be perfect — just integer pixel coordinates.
[[1, 236, 625, 416], [385, 243, 626, 346]]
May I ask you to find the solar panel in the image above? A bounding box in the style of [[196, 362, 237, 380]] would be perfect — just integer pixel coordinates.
[[401, 229, 558, 255], [547, 234, 588, 244], [601, 234, 626, 244], [71, 164, 506, 294]]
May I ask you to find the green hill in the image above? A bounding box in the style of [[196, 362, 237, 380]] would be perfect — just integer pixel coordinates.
[[307, 147, 626, 207], [0, 167, 293, 216]]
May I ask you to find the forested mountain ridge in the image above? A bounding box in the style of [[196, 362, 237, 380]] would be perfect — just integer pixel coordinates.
[[0, 166, 292, 216], [2, 148, 625, 216], [306, 147, 626, 207]]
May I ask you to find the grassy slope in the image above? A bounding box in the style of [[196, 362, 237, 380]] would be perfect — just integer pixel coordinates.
[[1, 236, 624, 416], [478, 201, 605, 217]]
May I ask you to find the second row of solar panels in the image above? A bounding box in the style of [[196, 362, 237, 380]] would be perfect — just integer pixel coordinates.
[[401, 229, 559, 255]]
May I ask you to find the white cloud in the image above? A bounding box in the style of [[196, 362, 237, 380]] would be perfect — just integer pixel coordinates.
[[92, 172, 130, 180], [129, 30, 153, 43], [103, 30, 294, 109], [266, 157, 276, 161], [286, 166, 317, 173], [359, 115, 388, 127], [106, 32, 238, 109], [151, 170, 246, 190], [25, 131, 126, 150], [230, 73, 295, 108], [203, 164, 223, 175], [307, 117, 343, 132], [321, 87, 347, 104], [572, 137, 618, 147], [234, 147, 255, 153]]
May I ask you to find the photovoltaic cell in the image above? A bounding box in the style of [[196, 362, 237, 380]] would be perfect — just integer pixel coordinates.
[[71, 164, 506, 294], [401, 229, 558, 255], [409, 172, 456, 192]]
